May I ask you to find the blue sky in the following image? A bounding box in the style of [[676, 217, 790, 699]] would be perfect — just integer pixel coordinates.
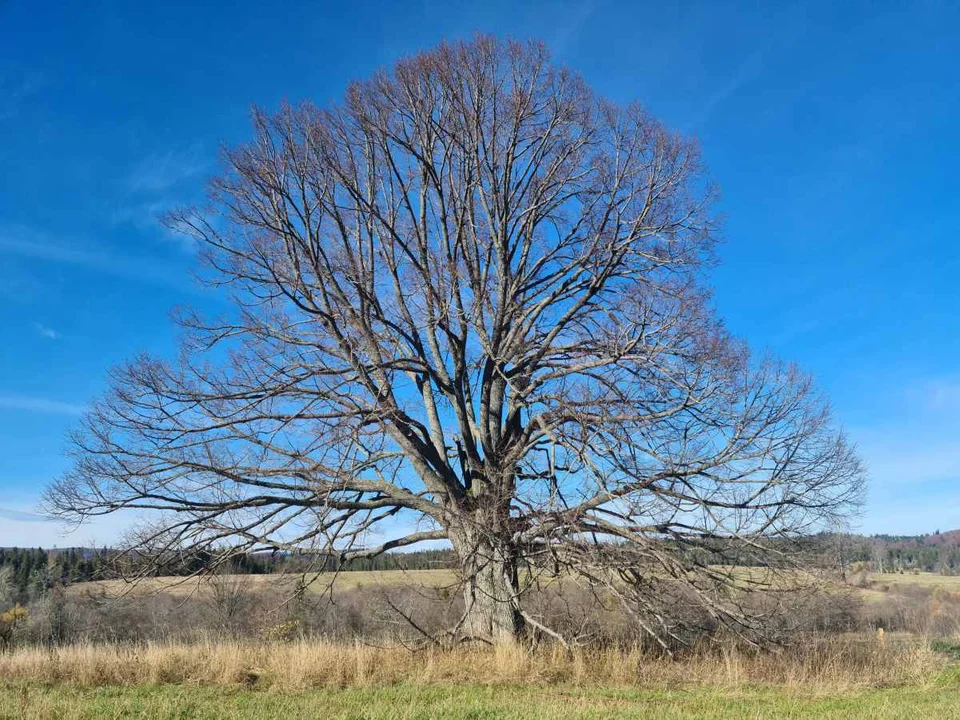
[[1, 0, 958, 546]]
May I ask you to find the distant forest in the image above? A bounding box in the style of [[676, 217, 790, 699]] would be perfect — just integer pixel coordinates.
[[5, 530, 960, 603], [0, 546, 456, 603], [843, 529, 960, 575]]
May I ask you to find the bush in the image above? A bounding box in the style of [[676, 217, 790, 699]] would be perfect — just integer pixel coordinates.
[[0, 605, 28, 649]]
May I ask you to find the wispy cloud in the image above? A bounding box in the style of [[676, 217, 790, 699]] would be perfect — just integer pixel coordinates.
[[33, 322, 59, 340], [859, 438, 960, 489], [853, 432, 960, 535], [686, 47, 767, 131], [108, 200, 171, 231], [107, 201, 199, 252], [0, 507, 53, 523], [0, 507, 135, 547], [110, 145, 210, 249], [0, 67, 48, 122], [855, 377, 960, 485], [0, 224, 202, 293], [546, 0, 596, 59], [924, 378, 960, 411], [127, 146, 207, 194], [0, 394, 86, 416], [848, 374, 960, 533]]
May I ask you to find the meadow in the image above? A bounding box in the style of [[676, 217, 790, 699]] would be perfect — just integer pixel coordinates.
[[74, 568, 459, 598], [3, 569, 960, 717], [6, 681, 960, 719], [0, 633, 955, 718]]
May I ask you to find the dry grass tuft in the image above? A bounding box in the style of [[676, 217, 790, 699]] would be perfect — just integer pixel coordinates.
[[0, 634, 942, 692]]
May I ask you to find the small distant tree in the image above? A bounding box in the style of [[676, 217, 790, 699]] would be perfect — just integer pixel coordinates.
[[0, 605, 27, 650], [0, 567, 15, 612], [46, 36, 864, 646], [208, 570, 251, 636]]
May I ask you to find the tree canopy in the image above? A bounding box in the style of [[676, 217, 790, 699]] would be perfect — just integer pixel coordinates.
[[46, 36, 865, 645]]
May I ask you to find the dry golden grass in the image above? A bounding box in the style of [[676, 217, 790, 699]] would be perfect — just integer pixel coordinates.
[[73, 569, 457, 598], [73, 569, 960, 596], [865, 572, 960, 590], [72, 565, 859, 601], [0, 635, 941, 692]]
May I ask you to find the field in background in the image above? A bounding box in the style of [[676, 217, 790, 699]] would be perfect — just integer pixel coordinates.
[[71, 567, 960, 598], [74, 569, 457, 598], [850, 570, 960, 606], [860, 571, 960, 590]]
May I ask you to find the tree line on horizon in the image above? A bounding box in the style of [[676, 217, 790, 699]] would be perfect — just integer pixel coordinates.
[[4, 530, 960, 605], [0, 546, 458, 603]]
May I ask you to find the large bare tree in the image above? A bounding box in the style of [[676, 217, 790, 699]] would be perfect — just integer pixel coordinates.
[[46, 36, 864, 645]]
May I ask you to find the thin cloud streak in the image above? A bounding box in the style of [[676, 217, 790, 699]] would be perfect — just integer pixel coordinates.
[[0, 68, 48, 122], [33, 322, 59, 340], [127, 146, 207, 194], [110, 145, 209, 250], [925, 378, 960, 411], [0, 507, 53, 523], [685, 47, 767, 131], [0, 395, 86, 416], [0, 226, 203, 294]]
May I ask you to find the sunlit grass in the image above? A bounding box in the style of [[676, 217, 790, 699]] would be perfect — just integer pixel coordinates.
[[4, 681, 960, 719], [0, 635, 940, 690], [73, 568, 458, 598]]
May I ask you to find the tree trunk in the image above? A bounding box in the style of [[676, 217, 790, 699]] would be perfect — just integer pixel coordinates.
[[449, 522, 525, 644]]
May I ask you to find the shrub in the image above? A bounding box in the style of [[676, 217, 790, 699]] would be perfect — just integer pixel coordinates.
[[0, 605, 28, 649]]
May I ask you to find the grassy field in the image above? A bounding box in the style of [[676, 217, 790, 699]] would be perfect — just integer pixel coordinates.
[[76, 567, 960, 592], [863, 571, 960, 591], [75, 569, 458, 598], [4, 680, 960, 719], [0, 635, 951, 718], [851, 571, 960, 604], [73, 567, 960, 601], [0, 637, 938, 688], [28, 569, 960, 717]]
